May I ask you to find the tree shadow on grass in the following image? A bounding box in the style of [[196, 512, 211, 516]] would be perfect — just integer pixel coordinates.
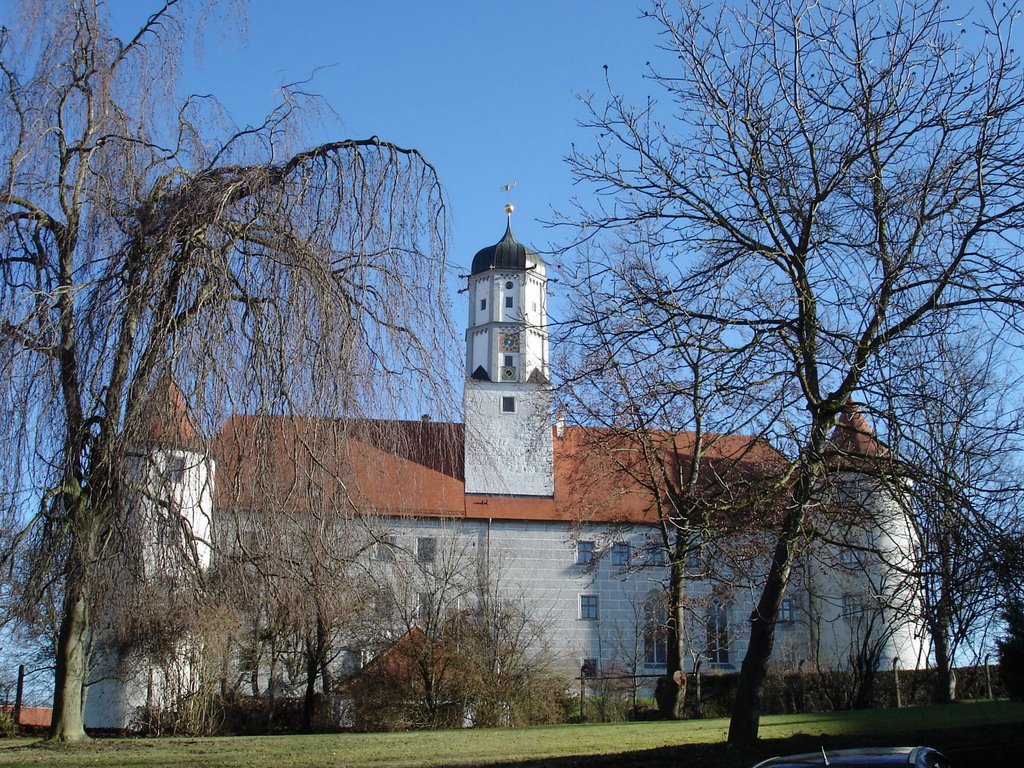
[[474, 721, 1024, 768]]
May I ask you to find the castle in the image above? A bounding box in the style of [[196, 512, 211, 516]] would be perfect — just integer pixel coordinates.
[[84, 215, 925, 729]]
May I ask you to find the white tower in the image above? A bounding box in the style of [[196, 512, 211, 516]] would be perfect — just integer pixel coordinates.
[[463, 207, 553, 496], [84, 377, 214, 730]]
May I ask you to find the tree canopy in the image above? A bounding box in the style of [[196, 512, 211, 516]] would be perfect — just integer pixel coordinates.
[[1, 0, 454, 740]]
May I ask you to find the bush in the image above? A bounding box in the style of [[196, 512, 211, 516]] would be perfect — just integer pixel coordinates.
[[0, 710, 16, 738], [998, 604, 1024, 700]]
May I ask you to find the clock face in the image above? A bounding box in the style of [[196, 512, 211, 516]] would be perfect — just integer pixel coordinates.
[[502, 333, 520, 352]]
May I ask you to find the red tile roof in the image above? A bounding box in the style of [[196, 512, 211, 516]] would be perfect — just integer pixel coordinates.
[[0, 705, 51, 728], [140, 376, 204, 452], [212, 415, 785, 526], [829, 402, 887, 462]]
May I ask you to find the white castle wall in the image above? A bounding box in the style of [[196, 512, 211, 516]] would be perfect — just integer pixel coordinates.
[[368, 511, 925, 687]]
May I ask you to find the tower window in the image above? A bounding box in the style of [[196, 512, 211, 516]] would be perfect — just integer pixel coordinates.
[[480, 298, 487, 311], [504, 354, 514, 367], [163, 454, 187, 484], [505, 281, 513, 289], [501, 396, 516, 413]]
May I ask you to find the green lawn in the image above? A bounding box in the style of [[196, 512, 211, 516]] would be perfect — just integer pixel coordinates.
[[0, 700, 1021, 768]]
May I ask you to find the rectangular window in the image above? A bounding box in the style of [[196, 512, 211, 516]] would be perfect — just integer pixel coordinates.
[[580, 594, 599, 620], [417, 537, 436, 563], [501, 396, 516, 413], [646, 546, 666, 566], [611, 542, 630, 567], [842, 593, 865, 617], [376, 535, 396, 562], [581, 658, 598, 677], [706, 603, 730, 665], [163, 454, 187, 484], [374, 595, 396, 617], [504, 354, 514, 367], [577, 540, 595, 565], [505, 295, 513, 308], [480, 298, 487, 311], [778, 598, 795, 623], [418, 592, 432, 620]]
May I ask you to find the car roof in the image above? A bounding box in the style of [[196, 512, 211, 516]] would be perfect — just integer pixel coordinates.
[[752, 746, 943, 768]]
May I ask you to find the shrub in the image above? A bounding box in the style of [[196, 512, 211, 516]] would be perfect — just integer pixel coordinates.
[[997, 603, 1024, 700]]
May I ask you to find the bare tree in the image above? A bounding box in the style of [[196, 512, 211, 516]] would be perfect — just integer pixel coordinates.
[[345, 530, 565, 731], [878, 334, 1024, 702], [565, 0, 1024, 745], [560, 230, 791, 717], [1, 1, 454, 741]]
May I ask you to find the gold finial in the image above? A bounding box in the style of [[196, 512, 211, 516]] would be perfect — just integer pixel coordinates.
[[501, 182, 517, 220]]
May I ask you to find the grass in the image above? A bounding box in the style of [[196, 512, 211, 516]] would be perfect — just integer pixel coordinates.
[[0, 700, 1021, 768]]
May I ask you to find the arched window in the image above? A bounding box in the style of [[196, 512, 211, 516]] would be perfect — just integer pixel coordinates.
[[706, 602, 731, 665], [643, 592, 668, 667]]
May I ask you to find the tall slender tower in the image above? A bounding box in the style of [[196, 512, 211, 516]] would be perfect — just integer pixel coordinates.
[[463, 206, 553, 496]]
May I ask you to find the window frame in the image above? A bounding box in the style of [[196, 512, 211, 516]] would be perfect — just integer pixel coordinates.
[[417, 536, 436, 563], [706, 602, 731, 666], [577, 540, 595, 566], [778, 597, 795, 623], [611, 542, 630, 567], [579, 594, 599, 621], [376, 535, 397, 562]]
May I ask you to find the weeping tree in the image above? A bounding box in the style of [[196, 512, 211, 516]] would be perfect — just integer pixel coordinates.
[[1, 0, 454, 741], [566, 0, 1024, 745]]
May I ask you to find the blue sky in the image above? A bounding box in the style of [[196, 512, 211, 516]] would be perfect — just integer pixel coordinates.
[[104, 0, 666, 328]]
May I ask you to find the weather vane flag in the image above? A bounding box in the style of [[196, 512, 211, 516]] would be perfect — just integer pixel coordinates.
[[501, 182, 517, 216]]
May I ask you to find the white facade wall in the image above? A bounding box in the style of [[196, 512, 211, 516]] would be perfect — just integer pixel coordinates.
[[369, 513, 925, 687]]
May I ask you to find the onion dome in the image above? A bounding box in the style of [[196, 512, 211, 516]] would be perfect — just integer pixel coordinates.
[[470, 214, 541, 275]]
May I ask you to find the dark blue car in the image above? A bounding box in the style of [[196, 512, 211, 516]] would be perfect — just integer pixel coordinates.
[[752, 746, 951, 768]]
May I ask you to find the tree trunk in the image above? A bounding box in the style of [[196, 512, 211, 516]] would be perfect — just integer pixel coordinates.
[[301, 626, 317, 732], [932, 624, 955, 704], [49, 573, 90, 741], [728, 505, 801, 746], [665, 555, 686, 718]]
